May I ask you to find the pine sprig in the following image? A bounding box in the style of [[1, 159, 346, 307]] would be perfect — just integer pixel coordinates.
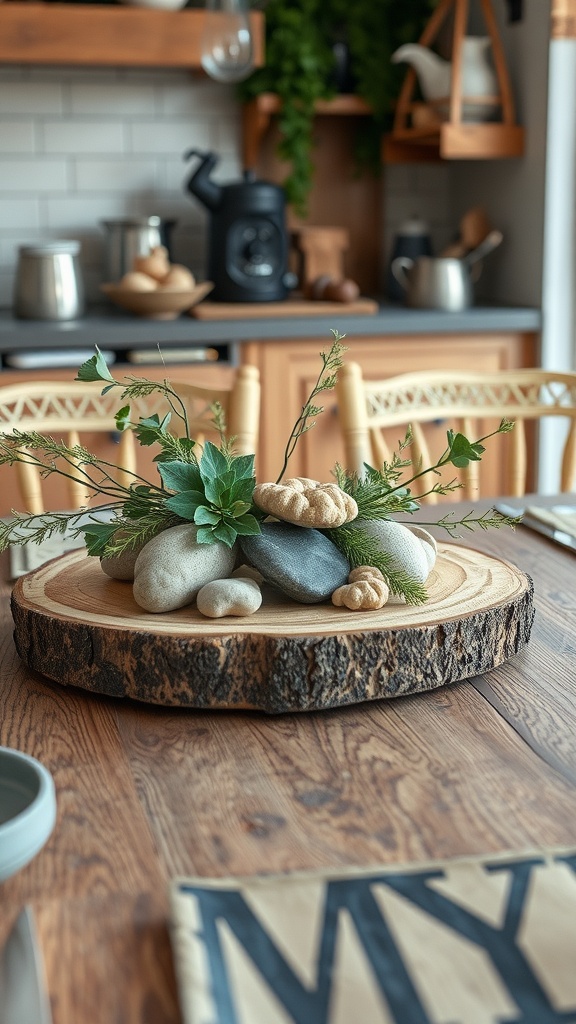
[[323, 522, 428, 605], [276, 329, 347, 482]]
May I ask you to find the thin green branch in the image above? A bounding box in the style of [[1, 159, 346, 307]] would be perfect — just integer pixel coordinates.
[[276, 329, 347, 483]]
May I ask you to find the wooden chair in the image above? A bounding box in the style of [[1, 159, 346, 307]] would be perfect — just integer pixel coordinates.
[[0, 365, 260, 514], [335, 363, 576, 503]]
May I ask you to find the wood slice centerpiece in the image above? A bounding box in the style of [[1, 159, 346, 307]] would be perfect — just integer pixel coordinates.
[[11, 544, 534, 714]]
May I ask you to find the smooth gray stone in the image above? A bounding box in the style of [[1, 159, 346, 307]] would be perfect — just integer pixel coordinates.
[[240, 522, 349, 604]]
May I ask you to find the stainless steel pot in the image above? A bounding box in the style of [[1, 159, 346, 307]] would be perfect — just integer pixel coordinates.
[[101, 216, 176, 282], [13, 241, 85, 321], [391, 255, 481, 311]]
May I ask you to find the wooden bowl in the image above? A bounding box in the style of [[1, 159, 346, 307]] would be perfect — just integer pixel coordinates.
[[101, 281, 214, 319]]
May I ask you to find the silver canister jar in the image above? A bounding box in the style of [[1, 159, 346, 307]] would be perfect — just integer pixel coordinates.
[[14, 241, 85, 321]]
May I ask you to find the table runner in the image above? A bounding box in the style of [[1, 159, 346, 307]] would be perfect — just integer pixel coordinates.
[[170, 846, 576, 1024]]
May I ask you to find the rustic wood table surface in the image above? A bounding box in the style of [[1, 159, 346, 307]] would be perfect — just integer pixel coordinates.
[[1, 498, 575, 1024]]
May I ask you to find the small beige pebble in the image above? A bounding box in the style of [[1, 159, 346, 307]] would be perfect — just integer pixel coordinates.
[[196, 577, 262, 618], [332, 575, 389, 611]]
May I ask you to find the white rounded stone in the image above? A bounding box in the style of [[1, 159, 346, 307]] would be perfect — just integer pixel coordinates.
[[356, 519, 433, 584], [196, 577, 262, 618], [405, 525, 438, 573], [133, 524, 236, 613], [100, 544, 144, 582]]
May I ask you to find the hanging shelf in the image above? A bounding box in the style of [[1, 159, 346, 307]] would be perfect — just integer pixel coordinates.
[[241, 92, 372, 170], [382, 0, 524, 163], [0, 2, 264, 69]]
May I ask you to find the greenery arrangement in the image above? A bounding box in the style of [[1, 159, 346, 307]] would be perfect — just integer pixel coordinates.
[[240, 0, 436, 215], [0, 331, 519, 606]]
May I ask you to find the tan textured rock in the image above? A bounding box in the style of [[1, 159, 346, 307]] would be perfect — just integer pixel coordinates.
[[332, 573, 390, 611], [196, 577, 262, 618], [253, 478, 358, 528]]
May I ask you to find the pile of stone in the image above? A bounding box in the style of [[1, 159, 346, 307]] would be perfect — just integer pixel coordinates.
[[101, 477, 436, 618]]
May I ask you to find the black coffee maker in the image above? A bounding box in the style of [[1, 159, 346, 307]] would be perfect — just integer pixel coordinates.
[[184, 149, 291, 302]]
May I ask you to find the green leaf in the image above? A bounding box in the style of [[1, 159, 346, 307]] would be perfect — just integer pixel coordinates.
[[212, 521, 237, 547], [164, 490, 205, 520], [194, 505, 220, 526], [447, 433, 486, 468], [230, 454, 256, 481], [79, 521, 119, 556], [196, 525, 215, 545], [134, 413, 172, 446], [76, 347, 116, 384], [228, 500, 252, 518], [199, 441, 229, 483], [159, 461, 203, 493], [203, 473, 227, 505], [227, 476, 256, 504], [224, 513, 261, 536], [115, 405, 131, 431]]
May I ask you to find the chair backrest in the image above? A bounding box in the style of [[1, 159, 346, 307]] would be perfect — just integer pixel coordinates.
[[335, 363, 576, 502], [0, 365, 260, 514]]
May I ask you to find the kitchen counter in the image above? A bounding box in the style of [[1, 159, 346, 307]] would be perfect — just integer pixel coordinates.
[[0, 304, 542, 360]]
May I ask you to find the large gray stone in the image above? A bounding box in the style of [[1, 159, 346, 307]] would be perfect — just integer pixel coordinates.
[[240, 522, 349, 604]]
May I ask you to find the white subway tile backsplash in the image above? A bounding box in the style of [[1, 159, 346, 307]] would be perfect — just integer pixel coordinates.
[[0, 198, 40, 231], [43, 196, 138, 229], [0, 159, 69, 192], [0, 82, 63, 115], [69, 81, 157, 116], [42, 120, 126, 154], [75, 157, 162, 192], [129, 120, 211, 156], [159, 77, 238, 116], [214, 116, 242, 156], [0, 120, 35, 154]]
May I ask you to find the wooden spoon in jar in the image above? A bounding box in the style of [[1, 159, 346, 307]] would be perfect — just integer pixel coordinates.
[[442, 207, 492, 258]]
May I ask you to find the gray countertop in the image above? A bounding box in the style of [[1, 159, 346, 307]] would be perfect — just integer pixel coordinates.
[[0, 303, 542, 354]]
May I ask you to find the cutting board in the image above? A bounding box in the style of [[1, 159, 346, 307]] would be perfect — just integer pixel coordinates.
[[191, 295, 379, 319], [11, 544, 534, 714]]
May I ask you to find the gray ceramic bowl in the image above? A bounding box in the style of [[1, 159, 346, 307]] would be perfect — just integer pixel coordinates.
[[0, 747, 57, 882]]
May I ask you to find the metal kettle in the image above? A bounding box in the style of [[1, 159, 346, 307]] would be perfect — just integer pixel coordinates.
[[184, 148, 290, 302]]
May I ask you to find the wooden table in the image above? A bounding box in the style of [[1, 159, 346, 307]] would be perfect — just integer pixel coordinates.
[[1, 499, 576, 1024]]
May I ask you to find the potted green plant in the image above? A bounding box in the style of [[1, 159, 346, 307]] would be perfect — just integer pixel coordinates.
[[240, 0, 436, 216]]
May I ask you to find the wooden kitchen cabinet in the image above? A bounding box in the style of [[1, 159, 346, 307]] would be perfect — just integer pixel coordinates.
[[242, 331, 538, 495], [0, 362, 234, 517]]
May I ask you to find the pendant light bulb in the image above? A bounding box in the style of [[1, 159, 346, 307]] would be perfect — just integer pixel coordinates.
[[201, 0, 254, 84]]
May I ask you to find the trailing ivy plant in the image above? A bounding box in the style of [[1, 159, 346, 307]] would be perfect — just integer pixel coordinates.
[[240, 0, 436, 216]]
